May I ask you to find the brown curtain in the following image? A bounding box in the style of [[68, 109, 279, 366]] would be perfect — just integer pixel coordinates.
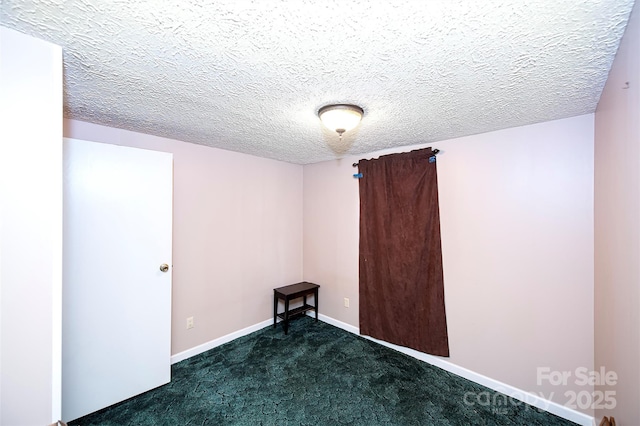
[[358, 147, 449, 357]]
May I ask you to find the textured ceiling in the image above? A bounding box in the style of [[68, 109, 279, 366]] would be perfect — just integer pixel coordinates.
[[1, 1, 635, 164]]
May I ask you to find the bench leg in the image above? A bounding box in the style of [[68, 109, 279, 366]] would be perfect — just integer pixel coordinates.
[[315, 289, 318, 322], [273, 293, 278, 329], [284, 298, 290, 335]]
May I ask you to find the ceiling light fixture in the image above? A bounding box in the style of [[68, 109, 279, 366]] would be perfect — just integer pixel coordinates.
[[318, 104, 364, 139]]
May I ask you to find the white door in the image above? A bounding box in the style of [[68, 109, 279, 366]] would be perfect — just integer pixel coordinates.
[[62, 138, 173, 422]]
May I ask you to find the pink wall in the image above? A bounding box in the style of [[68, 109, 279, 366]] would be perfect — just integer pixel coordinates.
[[64, 119, 303, 355], [304, 114, 594, 414], [594, 0, 640, 423]]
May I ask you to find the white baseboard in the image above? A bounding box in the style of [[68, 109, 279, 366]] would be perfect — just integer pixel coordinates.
[[310, 312, 595, 426], [170, 318, 273, 364], [171, 313, 594, 426]]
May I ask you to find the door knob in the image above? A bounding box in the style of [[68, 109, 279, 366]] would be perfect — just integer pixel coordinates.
[[159, 264, 169, 273]]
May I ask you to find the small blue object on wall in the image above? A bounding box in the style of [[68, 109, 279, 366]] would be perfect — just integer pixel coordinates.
[[353, 173, 363, 179], [429, 156, 436, 163]]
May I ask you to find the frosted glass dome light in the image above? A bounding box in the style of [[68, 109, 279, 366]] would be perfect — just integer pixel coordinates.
[[318, 104, 364, 137]]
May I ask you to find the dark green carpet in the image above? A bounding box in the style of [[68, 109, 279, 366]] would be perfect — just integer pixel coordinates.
[[71, 317, 576, 425]]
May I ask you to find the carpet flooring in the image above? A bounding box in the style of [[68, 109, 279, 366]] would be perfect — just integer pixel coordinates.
[[71, 317, 577, 425]]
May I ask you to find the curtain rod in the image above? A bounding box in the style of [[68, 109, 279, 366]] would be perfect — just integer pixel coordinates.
[[352, 148, 440, 167]]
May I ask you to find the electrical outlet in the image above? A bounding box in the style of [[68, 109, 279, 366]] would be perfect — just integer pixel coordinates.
[[186, 316, 194, 329], [344, 297, 350, 308]]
